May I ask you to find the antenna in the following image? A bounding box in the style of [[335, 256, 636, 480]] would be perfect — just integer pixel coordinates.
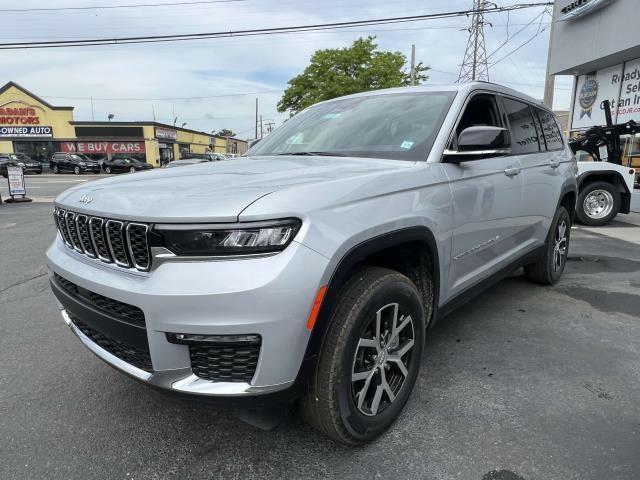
[[457, 0, 494, 83]]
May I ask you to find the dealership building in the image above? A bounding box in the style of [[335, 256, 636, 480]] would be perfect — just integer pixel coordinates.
[[548, 0, 640, 169], [0, 81, 247, 165]]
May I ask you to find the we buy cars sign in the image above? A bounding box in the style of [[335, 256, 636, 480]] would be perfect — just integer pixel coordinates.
[[61, 141, 145, 154]]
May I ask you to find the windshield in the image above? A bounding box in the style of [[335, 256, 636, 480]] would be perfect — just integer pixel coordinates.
[[70, 154, 90, 161], [248, 91, 455, 161]]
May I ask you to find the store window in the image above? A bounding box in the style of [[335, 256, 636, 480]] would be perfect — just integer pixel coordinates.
[[179, 144, 190, 159], [13, 141, 61, 163]]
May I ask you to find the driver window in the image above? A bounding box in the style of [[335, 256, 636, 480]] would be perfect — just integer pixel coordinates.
[[455, 94, 502, 140]]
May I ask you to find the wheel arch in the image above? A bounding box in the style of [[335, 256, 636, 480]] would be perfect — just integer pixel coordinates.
[[302, 226, 440, 369], [578, 170, 630, 214]]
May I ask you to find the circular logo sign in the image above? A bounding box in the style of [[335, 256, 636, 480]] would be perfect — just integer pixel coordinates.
[[579, 78, 598, 110]]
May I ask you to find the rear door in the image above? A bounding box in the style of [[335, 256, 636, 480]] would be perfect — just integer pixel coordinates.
[[442, 93, 526, 297], [502, 97, 565, 244]]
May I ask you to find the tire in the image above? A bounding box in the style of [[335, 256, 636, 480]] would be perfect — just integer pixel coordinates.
[[74, 166, 81, 175], [129, 166, 136, 173], [52, 165, 59, 174], [105, 167, 111, 174], [576, 181, 620, 226], [300, 266, 426, 445], [524, 206, 571, 285]]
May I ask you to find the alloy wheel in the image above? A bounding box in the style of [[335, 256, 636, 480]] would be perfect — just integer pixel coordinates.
[[351, 303, 415, 417], [553, 219, 567, 272], [583, 189, 614, 219]]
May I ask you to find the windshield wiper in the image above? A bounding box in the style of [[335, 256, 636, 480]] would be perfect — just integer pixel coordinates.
[[274, 151, 346, 157]]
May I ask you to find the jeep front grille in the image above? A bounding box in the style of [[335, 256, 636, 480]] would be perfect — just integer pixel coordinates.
[[54, 207, 151, 272]]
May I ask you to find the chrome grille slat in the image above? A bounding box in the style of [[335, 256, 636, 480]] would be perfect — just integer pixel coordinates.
[[54, 208, 150, 272], [64, 211, 83, 252], [105, 220, 130, 268]]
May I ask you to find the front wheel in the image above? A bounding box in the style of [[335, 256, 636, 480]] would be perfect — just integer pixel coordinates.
[[524, 206, 571, 285], [129, 166, 136, 173], [105, 166, 111, 174], [300, 267, 425, 445], [52, 165, 59, 174], [576, 181, 620, 226], [74, 166, 81, 175]]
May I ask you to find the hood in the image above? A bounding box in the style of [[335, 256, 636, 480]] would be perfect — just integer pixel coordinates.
[[55, 156, 414, 222]]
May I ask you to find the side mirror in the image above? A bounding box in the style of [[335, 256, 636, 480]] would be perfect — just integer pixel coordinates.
[[444, 126, 510, 162]]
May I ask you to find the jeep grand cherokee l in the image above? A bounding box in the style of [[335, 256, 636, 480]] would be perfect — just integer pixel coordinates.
[[47, 83, 577, 445]]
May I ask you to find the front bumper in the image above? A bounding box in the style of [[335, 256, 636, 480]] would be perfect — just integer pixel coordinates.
[[47, 235, 329, 398]]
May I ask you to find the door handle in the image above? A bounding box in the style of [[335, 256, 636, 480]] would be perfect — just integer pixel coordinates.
[[549, 160, 560, 169], [504, 166, 521, 177]]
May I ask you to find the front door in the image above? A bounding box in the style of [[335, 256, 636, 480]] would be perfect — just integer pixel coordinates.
[[441, 93, 526, 298]]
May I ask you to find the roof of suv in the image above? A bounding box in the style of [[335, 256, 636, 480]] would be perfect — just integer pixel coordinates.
[[315, 82, 546, 111]]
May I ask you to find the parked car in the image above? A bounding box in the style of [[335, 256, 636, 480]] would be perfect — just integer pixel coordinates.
[[180, 152, 229, 161], [11, 153, 43, 174], [48, 83, 577, 445], [50, 152, 101, 174], [103, 157, 153, 174], [164, 158, 209, 168], [0, 154, 19, 178]]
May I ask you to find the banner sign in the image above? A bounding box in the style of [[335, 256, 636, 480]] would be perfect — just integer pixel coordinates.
[[7, 166, 26, 196], [0, 125, 53, 137], [570, 61, 640, 129], [155, 127, 177, 140], [61, 141, 146, 154]]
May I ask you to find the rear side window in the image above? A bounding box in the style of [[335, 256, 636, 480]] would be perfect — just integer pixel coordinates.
[[535, 108, 564, 151], [501, 98, 540, 154]]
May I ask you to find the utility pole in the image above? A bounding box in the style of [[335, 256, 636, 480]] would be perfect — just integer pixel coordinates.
[[255, 97, 259, 140], [410, 44, 416, 86], [260, 114, 263, 139], [457, 0, 492, 83], [90, 96, 95, 121], [543, 3, 559, 108]]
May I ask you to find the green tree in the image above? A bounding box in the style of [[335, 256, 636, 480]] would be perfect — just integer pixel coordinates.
[[215, 128, 236, 137], [277, 36, 429, 114]]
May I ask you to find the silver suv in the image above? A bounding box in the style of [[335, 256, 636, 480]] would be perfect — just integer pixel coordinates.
[[47, 83, 577, 445]]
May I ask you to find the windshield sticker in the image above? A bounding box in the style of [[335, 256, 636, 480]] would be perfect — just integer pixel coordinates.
[[400, 140, 414, 149], [322, 113, 342, 119]]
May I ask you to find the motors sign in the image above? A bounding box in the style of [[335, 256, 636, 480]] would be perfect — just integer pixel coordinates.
[[61, 141, 146, 154], [0, 125, 53, 137]]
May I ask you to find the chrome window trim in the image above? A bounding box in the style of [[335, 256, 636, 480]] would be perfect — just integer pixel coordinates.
[[105, 219, 131, 268], [125, 223, 150, 272]]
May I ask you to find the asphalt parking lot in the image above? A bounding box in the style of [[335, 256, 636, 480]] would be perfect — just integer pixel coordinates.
[[1, 175, 639, 480]]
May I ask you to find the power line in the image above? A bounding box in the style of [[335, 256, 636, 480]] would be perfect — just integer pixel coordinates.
[[40, 89, 283, 102], [0, 3, 553, 50], [0, 0, 247, 13]]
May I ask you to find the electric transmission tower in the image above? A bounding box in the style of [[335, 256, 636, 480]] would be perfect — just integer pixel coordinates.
[[457, 0, 494, 83]]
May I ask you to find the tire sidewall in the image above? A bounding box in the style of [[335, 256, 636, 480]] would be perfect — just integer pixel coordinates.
[[336, 278, 424, 441], [546, 207, 571, 284], [577, 181, 620, 226]]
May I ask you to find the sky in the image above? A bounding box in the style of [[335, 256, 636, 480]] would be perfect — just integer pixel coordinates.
[[0, 0, 573, 139]]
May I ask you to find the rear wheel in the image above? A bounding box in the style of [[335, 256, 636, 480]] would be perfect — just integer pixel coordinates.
[[576, 181, 620, 226], [105, 166, 112, 174], [129, 166, 136, 173], [524, 206, 571, 285], [300, 267, 425, 445]]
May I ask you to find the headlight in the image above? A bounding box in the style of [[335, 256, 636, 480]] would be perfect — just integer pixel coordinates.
[[17, 162, 25, 167], [152, 219, 301, 256]]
